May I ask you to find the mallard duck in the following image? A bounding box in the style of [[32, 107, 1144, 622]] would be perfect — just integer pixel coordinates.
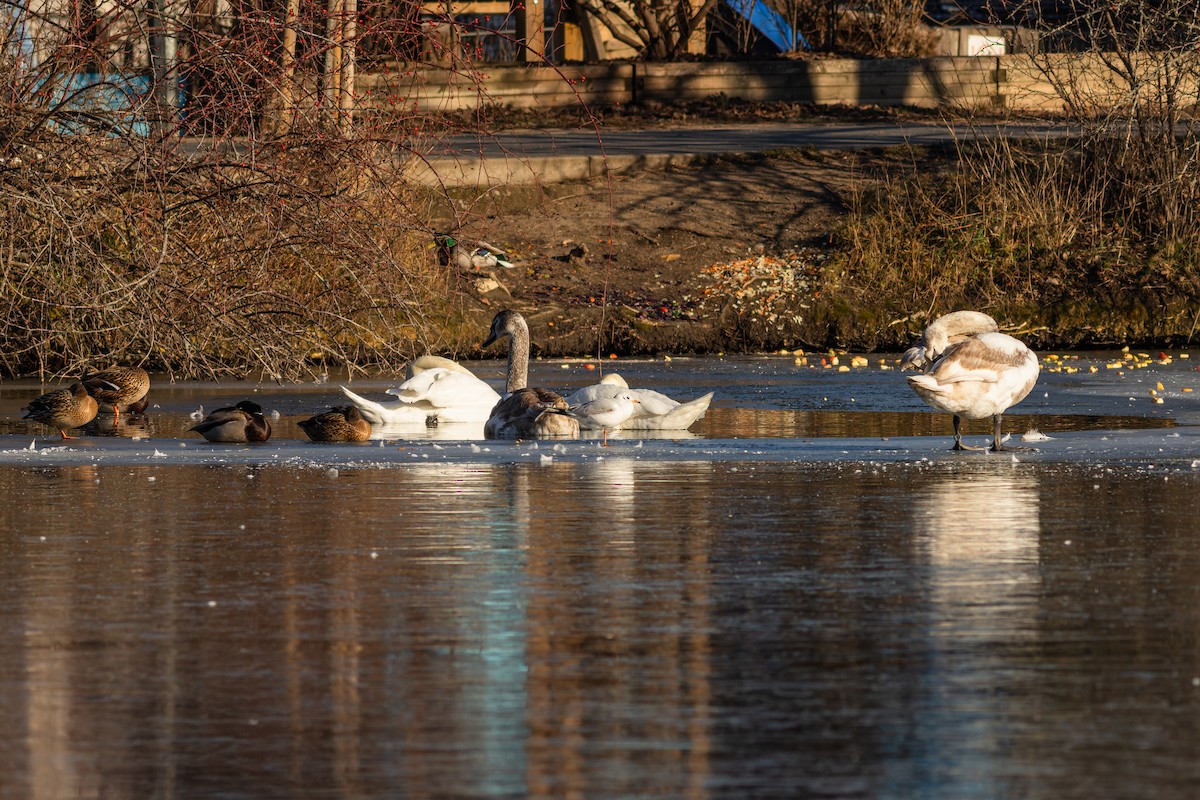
[[561, 390, 639, 445], [436, 234, 514, 271], [901, 311, 1040, 452], [339, 355, 500, 426], [188, 401, 272, 443], [22, 382, 100, 438], [81, 365, 150, 418], [298, 405, 372, 442], [564, 373, 714, 431], [482, 309, 579, 439]]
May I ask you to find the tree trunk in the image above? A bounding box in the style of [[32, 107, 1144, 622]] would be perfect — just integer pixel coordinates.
[[323, 0, 344, 121], [338, 0, 357, 135], [276, 0, 300, 135]]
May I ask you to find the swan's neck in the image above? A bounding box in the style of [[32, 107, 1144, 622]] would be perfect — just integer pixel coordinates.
[[505, 324, 530, 393]]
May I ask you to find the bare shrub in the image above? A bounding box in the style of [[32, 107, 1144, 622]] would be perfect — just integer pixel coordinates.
[[0, 0, 497, 380], [833, 0, 1200, 336], [833, 0, 939, 58]]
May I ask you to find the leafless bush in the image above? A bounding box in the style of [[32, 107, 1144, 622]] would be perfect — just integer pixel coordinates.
[[833, 0, 939, 58], [0, 0, 501, 380], [1019, 0, 1200, 245], [834, 0, 1200, 333]]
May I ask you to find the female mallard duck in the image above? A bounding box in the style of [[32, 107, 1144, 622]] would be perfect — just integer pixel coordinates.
[[564, 373, 714, 432], [189, 401, 272, 443], [481, 309, 579, 439], [901, 311, 1040, 452], [81, 366, 150, 418], [298, 405, 372, 442], [22, 382, 100, 439], [339, 354, 500, 426]]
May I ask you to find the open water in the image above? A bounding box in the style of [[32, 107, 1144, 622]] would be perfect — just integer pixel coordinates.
[[2, 352, 1200, 799]]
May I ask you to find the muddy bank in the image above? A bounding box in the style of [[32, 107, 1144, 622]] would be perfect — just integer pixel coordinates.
[[437, 147, 1200, 358], [452, 291, 1200, 359]]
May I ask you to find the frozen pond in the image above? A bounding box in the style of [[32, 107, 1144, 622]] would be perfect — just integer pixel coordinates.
[[3, 352, 1200, 798]]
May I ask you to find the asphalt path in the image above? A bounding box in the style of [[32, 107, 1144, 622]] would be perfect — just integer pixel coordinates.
[[436, 121, 1065, 159]]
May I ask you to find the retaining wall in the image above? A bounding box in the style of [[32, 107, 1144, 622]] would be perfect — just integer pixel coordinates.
[[356, 55, 1172, 114]]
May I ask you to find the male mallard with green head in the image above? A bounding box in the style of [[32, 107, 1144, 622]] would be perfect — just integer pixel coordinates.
[[189, 401, 272, 443]]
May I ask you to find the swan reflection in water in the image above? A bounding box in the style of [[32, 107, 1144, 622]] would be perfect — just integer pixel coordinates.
[[911, 467, 1041, 796], [365, 421, 699, 442], [917, 468, 1041, 611]]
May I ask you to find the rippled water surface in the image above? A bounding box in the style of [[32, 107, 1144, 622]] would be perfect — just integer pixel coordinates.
[[3, 354, 1200, 798]]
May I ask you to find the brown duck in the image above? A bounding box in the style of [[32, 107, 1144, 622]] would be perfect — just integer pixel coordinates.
[[82, 366, 151, 419], [298, 405, 372, 442], [22, 382, 101, 439]]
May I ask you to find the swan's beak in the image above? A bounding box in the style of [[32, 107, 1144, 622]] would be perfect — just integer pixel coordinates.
[[482, 333, 498, 349]]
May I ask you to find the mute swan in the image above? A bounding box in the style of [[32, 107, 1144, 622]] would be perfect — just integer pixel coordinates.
[[482, 309, 580, 439], [562, 390, 640, 445], [22, 382, 100, 439], [298, 405, 372, 442], [436, 234, 514, 270], [902, 311, 1039, 452], [189, 401, 272, 443], [339, 357, 501, 426], [81, 366, 150, 419], [565, 373, 714, 431]]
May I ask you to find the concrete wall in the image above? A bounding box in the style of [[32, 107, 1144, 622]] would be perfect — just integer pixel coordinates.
[[358, 53, 1197, 115]]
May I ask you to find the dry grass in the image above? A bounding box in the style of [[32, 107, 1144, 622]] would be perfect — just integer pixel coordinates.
[[0, 136, 459, 381], [829, 127, 1200, 345]]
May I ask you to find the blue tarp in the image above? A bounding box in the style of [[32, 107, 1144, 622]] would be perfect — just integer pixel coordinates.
[[49, 74, 158, 136], [725, 0, 811, 51]]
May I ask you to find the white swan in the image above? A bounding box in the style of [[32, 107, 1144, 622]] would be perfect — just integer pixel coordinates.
[[563, 390, 640, 445], [339, 356, 500, 426], [482, 309, 580, 439], [901, 311, 1040, 452], [564, 373, 714, 431]]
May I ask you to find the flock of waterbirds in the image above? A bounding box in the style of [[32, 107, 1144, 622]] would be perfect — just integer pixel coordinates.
[[17, 309, 1039, 451]]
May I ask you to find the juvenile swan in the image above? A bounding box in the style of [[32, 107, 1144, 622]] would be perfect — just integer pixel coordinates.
[[901, 311, 1039, 452], [481, 310, 580, 439]]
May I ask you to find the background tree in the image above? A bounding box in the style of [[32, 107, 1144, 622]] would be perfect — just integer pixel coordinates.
[[574, 0, 720, 59]]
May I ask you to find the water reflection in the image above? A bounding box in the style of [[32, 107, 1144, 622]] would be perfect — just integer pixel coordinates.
[[4, 462, 1200, 797], [695, 407, 1172, 439], [912, 467, 1041, 799]]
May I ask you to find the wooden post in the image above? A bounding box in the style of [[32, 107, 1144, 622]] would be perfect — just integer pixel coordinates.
[[515, 0, 544, 61]]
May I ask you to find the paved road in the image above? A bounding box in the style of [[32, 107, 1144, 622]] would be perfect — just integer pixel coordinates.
[[416, 120, 1068, 185], [437, 121, 1064, 159]]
